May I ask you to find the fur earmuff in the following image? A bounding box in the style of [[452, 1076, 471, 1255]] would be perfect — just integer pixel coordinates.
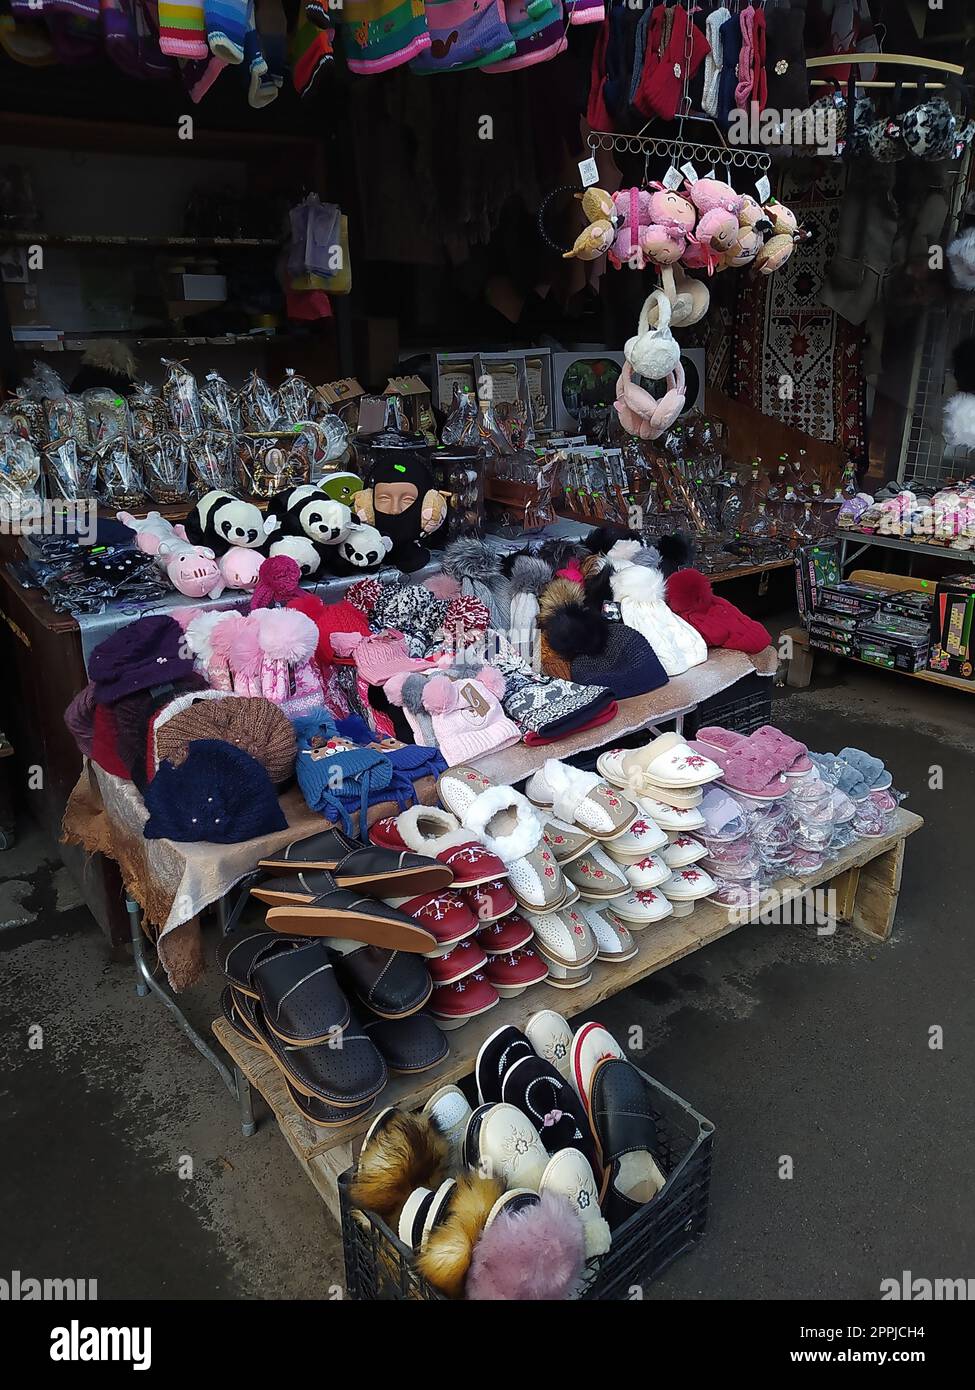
[[350, 1110, 450, 1223], [416, 1173, 504, 1299]]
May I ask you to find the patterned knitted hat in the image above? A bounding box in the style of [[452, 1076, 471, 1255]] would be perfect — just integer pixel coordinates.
[[153, 695, 297, 784], [144, 740, 287, 844]]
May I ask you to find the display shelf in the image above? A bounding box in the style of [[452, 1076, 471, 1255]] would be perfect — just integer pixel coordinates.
[[836, 530, 975, 565], [211, 806, 923, 1187], [2, 231, 280, 249], [15, 331, 290, 353], [845, 653, 974, 694]]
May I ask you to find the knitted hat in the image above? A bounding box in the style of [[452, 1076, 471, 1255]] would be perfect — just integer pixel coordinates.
[[292, 712, 413, 833], [665, 569, 771, 655], [64, 682, 98, 758], [346, 576, 383, 614], [91, 704, 130, 779], [610, 564, 708, 676], [420, 674, 522, 765], [334, 714, 447, 783], [371, 583, 449, 658], [570, 622, 669, 699], [249, 554, 302, 611], [111, 675, 209, 790], [442, 538, 511, 630], [143, 740, 287, 844], [507, 555, 552, 663], [89, 615, 195, 704], [349, 632, 436, 686], [288, 591, 370, 667], [444, 594, 491, 649], [153, 695, 297, 784], [502, 674, 616, 740]]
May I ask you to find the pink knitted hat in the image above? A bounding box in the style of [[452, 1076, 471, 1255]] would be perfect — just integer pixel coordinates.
[[349, 631, 437, 686], [421, 674, 522, 765]]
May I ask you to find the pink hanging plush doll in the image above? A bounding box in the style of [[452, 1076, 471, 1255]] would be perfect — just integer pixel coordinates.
[[648, 184, 698, 232], [608, 187, 654, 268], [642, 222, 687, 265], [686, 176, 744, 219]]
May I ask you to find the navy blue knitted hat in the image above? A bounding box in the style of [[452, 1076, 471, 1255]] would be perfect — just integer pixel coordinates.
[[143, 739, 287, 843], [571, 623, 669, 700]]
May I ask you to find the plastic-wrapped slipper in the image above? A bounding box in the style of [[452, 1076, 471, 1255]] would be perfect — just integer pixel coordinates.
[[808, 753, 871, 801], [464, 786, 567, 913], [699, 786, 749, 841], [525, 759, 637, 841]]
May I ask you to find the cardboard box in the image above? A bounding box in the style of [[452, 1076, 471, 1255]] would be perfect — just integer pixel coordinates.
[[929, 574, 975, 679]]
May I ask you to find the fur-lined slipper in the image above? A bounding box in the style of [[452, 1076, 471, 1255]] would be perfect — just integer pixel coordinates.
[[501, 1054, 601, 1177], [538, 1148, 612, 1260], [541, 817, 596, 865], [219, 987, 377, 1129], [264, 878, 438, 954], [352, 1107, 451, 1221], [466, 1190, 587, 1300], [463, 785, 567, 914], [416, 1173, 506, 1299], [256, 826, 453, 897], [563, 846, 629, 900], [525, 905, 598, 969], [327, 939, 433, 1020], [393, 805, 508, 888], [582, 906, 638, 963], [250, 937, 351, 1046], [362, 1013, 448, 1074], [525, 759, 637, 841], [232, 986, 387, 1108]]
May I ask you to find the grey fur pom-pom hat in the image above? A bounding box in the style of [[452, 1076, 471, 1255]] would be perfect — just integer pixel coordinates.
[[441, 538, 511, 630]]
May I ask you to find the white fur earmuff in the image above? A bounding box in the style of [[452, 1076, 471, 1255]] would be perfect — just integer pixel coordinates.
[[624, 290, 682, 381]]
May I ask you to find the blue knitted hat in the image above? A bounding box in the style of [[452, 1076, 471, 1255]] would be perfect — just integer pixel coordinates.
[[334, 714, 447, 784], [143, 740, 287, 843], [293, 711, 413, 834], [571, 623, 669, 700]]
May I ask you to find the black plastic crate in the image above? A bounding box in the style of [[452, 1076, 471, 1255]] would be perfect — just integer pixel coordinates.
[[685, 671, 773, 738], [340, 1069, 714, 1301]]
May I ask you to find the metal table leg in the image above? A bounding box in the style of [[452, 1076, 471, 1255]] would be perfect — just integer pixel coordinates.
[[126, 896, 256, 1134]]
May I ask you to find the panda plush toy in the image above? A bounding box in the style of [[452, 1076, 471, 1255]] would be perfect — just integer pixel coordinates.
[[184, 489, 269, 556], [265, 484, 352, 549], [329, 523, 393, 576], [268, 534, 322, 578]]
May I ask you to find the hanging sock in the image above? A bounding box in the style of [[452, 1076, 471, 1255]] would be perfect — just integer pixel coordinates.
[[157, 0, 208, 56], [339, 0, 431, 75], [205, 0, 249, 62], [291, 0, 333, 95], [483, 0, 566, 75], [410, 0, 514, 73], [180, 50, 229, 99]]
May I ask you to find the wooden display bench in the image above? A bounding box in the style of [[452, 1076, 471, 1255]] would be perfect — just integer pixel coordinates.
[[212, 806, 922, 1225]]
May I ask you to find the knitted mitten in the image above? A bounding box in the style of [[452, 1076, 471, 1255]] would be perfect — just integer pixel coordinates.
[[586, 13, 612, 129], [410, 0, 514, 72], [158, 0, 208, 57]]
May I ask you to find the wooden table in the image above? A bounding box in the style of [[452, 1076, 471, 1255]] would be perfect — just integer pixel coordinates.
[[213, 806, 923, 1223]]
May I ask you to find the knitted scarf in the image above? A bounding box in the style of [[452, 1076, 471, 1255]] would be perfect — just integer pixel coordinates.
[[702, 5, 730, 118]]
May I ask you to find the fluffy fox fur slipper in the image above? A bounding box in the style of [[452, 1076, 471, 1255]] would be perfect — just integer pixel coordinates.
[[350, 1110, 450, 1222], [415, 1173, 504, 1299]]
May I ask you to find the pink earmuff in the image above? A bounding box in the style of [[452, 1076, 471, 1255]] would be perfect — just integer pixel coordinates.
[[615, 359, 686, 440]]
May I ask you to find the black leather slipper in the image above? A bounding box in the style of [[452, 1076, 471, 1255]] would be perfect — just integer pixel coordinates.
[[258, 829, 453, 897], [362, 1012, 448, 1074], [265, 878, 437, 954], [251, 938, 351, 1047], [330, 941, 433, 1020]]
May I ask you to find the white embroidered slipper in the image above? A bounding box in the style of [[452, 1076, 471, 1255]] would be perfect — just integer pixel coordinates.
[[661, 834, 708, 869], [538, 1148, 612, 1258], [525, 904, 598, 968], [532, 945, 593, 991], [525, 759, 637, 841], [601, 810, 669, 863], [525, 1009, 574, 1080], [610, 886, 675, 926], [621, 732, 722, 790], [464, 785, 566, 914], [637, 795, 706, 832], [623, 851, 672, 891], [659, 864, 717, 916], [638, 780, 704, 810], [582, 905, 639, 963]]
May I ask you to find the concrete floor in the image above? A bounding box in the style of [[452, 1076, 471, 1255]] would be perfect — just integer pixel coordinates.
[[1, 659, 973, 1300]]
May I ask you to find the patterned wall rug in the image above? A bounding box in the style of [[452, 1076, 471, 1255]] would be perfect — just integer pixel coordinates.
[[731, 166, 867, 457]]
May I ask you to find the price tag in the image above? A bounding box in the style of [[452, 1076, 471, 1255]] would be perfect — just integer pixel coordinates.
[[662, 165, 684, 189], [756, 175, 772, 202], [578, 157, 599, 187], [680, 162, 699, 183]]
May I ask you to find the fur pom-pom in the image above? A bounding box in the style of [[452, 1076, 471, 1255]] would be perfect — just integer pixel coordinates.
[[416, 1174, 504, 1300], [397, 672, 429, 715], [254, 608, 318, 664], [538, 577, 584, 624], [656, 531, 695, 576], [952, 338, 975, 397], [183, 609, 231, 662], [944, 392, 975, 450], [476, 664, 506, 699], [947, 230, 975, 292], [582, 560, 614, 614], [543, 602, 609, 660], [442, 537, 501, 582], [227, 615, 263, 677], [607, 538, 643, 567], [465, 1192, 586, 1301], [633, 544, 662, 569], [611, 563, 666, 605], [422, 674, 459, 715], [535, 538, 588, 572], [350, 1111, 450, 1223], [666, 567, 713, 609], [582, 524, 642, 555], [508, 554, 553, 597], [209, 612, 249, 665]]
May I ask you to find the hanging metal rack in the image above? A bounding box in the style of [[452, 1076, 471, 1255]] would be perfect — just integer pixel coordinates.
[[586, 128, 773, 175]]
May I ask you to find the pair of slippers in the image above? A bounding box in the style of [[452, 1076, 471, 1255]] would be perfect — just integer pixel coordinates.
[[597, 732, 723, 794], [809, 747, 891, 802], [693, 725, 810, 800], [217, 931, 447, 1123]]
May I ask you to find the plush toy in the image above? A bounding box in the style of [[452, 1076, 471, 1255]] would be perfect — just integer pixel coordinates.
[[608, 187, 654, 269], [118, 510, 184, 556], [268, 534, 322, 577], [738, 194, 773, 236], [183, 489, 269, 556], [624, 290, 681, 381], [754, 233, 797, 275], [265, 483, 352, 547], [693, 206, 740, 264], [118, 509, 226, 597], [648, 185, 698, 232], [686, 176, 743, 219], [642, 222, 687, 266], [721, 225, 764, 269], [562, 186, 618, 262], [330, 523, 394, 575], [763, 197, 799, 237], [318, 470, 364, 508], [218, 546, 264, 591]]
